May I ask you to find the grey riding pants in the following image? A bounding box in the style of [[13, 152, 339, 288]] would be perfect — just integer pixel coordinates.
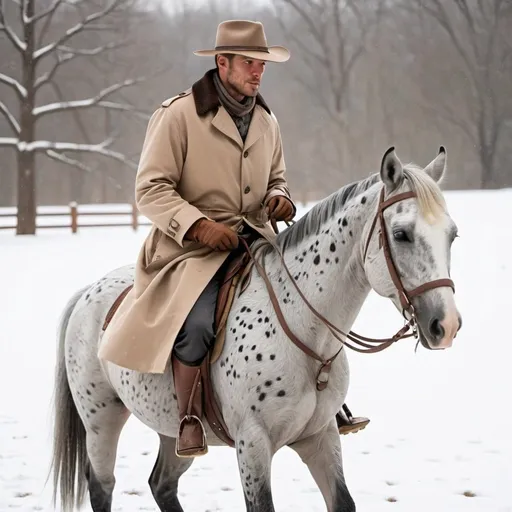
[[172, 248, 240, 366]]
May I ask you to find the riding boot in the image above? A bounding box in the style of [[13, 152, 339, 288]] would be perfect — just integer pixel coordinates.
[[172, 356, 208, 458], [336, 403, 370, 435]]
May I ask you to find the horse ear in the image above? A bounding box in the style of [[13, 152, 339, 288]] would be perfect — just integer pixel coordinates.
[[424, 146, 447, 183], [380, 147, 404, 193]]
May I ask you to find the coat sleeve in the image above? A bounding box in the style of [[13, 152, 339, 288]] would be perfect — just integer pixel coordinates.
[[135, 106, 207, 247], [263, 118, 296, 215]]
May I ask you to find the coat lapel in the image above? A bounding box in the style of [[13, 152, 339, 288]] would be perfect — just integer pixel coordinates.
[[244, 105, 271, 151], [211, 106, 243, 149]]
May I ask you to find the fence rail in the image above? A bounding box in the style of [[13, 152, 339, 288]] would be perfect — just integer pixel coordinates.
[[0, 203, 151, 233]]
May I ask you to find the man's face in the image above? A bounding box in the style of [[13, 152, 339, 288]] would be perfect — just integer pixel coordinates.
[[219, 55, 266, 99]]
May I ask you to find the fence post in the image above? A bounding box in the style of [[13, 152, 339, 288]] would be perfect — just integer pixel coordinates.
[[132, 203, 139, 231], [70, 202, 78, 234]]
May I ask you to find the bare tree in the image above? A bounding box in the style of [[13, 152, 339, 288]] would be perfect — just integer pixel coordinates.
[[0, 0, 148, 234], [274, 0, 386, 178], [403, 0, 512, 188]]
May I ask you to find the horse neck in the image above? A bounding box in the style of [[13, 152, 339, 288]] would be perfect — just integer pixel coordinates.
[[265, 195, 374, 359]]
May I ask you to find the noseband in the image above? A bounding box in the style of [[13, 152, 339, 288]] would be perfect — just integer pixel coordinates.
[[241, 187, 456, 391]]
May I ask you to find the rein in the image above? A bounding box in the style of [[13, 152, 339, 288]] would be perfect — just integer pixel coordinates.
[[240, 189, 455, 391]]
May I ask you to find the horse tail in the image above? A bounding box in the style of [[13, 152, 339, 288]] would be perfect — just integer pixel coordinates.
[[49, 286, 89, 512]]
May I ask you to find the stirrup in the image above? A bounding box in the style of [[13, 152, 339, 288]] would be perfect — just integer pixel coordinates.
[[175, 414, 208, 458]]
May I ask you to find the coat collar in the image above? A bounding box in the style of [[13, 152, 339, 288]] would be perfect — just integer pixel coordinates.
[[191, 68, 271, 117]]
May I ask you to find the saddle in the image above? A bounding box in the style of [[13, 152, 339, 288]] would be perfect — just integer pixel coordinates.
[[102, 250, 254, 448]]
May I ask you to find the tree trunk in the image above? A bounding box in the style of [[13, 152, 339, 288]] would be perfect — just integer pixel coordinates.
[[16, 150, 36, 234], [16, 0, 36, 235]]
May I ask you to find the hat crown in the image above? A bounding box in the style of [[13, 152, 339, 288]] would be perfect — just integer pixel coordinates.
[[215, 20, 268, 50]]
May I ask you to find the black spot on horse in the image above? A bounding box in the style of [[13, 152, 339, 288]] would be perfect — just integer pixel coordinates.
[[265, 331, 270, 338], [251, 345, 256, 350], [256, 354, 263, 362], [239, 345, 244, 352], [277, 390, 286, 397], [258, 393, 266, 401], [361, 196, 367, 204], [342, 218, 348, 227], [241, 306, 247, 313], [330, 243, 336, 252], [270, 354, 275, 360], [313, 255, 320, 265], [265, 380, 272, 387]]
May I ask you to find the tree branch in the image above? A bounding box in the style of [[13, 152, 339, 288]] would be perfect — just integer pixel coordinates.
[[45, 149, 95, 172], [32, 77, 146, 118], [0, 100, 20, 134], [29, 139, 138, 169], [33, 0, 123, 62], [0, 72, 27, 98], [0, 137, 18, 148], [34, 40, 129, 90], [36, 0, 62, 46], [0, 0, 27, 52], [31, 0, 62, 24]]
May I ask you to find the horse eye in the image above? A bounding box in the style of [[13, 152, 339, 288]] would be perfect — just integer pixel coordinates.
[[393, 230, 410, 242]]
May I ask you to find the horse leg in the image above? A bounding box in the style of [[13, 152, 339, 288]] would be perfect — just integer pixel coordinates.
[[289, 422, 355, 512], [236, 424, 275, 512], [148, 434, 194, 512], [84, 404, 130, 512]]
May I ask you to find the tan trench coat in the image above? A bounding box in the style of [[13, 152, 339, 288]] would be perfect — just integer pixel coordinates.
[[98, 69, 295, 373]]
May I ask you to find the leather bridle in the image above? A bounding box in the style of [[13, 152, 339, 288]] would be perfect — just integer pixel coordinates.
[[241, 187, 456, 391]]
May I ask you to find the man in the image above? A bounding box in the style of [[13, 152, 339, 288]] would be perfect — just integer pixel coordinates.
[[99, 20, 368, 458]]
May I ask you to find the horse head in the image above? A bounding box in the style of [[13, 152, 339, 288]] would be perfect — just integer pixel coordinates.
[[363, 147, 462, 350]]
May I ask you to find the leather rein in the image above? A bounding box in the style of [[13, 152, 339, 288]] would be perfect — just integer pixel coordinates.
[[240, 188, 455, 391]]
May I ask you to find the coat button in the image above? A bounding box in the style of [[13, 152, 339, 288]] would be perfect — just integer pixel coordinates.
[[243, 150, 249, 158], [244, 186, 251, 194]]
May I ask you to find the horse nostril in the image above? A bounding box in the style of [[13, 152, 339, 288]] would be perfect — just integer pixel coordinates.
[[457, 315, 462, 332], [429, 318, 445, 340]]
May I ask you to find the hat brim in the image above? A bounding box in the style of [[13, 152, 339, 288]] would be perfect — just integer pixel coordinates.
[[193, 46, 290, 63]]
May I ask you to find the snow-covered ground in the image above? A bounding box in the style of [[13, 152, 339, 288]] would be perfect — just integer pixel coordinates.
[[1, 189, 511, 511]]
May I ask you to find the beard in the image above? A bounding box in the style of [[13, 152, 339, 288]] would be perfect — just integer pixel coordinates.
[[226, 71, 256, 98]]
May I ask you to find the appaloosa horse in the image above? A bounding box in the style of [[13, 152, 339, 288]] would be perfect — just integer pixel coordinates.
[[50, 147, 461, 511]]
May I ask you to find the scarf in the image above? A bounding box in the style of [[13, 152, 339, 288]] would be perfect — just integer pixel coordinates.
[[213, 71, 255, 141]]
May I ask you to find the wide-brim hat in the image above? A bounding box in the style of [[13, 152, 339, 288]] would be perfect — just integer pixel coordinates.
[[193, 20, 290, 63]]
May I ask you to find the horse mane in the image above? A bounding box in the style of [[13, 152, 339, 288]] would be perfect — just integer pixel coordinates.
[[276, 164, 446, 251], [277, 173, 380, 251], [402, 164, 446, 223]]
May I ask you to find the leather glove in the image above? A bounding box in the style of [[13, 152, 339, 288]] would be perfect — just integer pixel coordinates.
[[266, 195, 295, 222], [185, 218, 239, 251]]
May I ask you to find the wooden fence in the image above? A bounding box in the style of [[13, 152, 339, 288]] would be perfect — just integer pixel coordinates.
[[0, 202, 151, 233]]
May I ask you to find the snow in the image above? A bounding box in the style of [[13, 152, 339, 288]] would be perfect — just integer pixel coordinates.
[[0, 189, 511, 511]]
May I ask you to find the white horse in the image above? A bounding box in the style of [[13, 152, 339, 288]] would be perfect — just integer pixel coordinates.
[[50, 147, 462, 512]]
